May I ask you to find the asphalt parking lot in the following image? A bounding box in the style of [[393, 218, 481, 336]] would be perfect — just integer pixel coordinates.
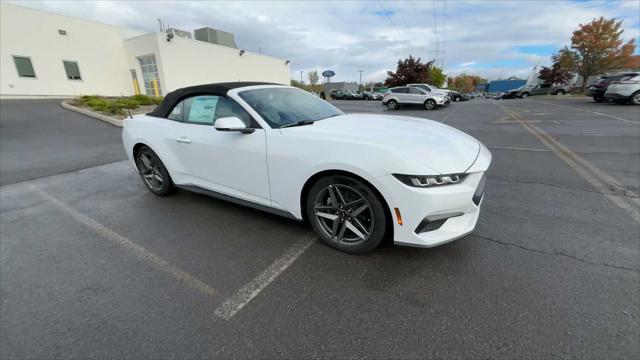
[[1, 97, 639, 358]]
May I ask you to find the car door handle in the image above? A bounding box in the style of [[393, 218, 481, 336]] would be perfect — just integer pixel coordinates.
[[175, 137, 192, 144]]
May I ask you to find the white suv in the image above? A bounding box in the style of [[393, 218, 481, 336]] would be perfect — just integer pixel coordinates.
[[605, 74, 640, 105], [382, 86, 447, 110], [407, 83, 451, 97]]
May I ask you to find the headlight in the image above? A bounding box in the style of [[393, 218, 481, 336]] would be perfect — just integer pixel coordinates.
[[393, 173, 466, 187]]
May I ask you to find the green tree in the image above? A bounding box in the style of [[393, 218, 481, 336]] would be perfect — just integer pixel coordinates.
[[571, 17, 636, 93], [427, 66, 447, 87]]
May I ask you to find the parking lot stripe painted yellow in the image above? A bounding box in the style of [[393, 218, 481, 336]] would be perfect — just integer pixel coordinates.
[[496, 102, 640, 223], [34, 186, 217, 297], [214, 234, 316, 320]]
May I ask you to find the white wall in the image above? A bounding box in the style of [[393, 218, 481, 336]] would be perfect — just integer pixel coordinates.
[[1, 3, 291, 98], [154, 35, 290, 93], [0, 3, 144, 98]]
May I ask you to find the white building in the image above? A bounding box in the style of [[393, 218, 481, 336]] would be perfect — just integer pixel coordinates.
[[0, 3, 290, 99]]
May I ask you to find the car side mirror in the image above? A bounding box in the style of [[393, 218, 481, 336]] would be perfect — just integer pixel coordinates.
[[214, 117, 255, 134]]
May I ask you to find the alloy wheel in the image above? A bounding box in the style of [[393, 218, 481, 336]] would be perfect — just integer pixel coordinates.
[[633, 92, 640, 105], [313, 184, 374, 245], [425, 100, 435, 110], [387, 100, 397, 110], [138, 152, 164, 191]]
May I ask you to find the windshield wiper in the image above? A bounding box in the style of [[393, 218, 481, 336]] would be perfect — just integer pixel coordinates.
[[280, 120, 316, 128]]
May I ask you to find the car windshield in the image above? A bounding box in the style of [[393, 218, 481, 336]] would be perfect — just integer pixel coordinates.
[[239, 87, 343, 128]]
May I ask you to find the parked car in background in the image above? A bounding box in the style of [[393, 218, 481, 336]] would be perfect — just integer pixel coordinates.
[[449, 91, 469, 102], [518, 83, 552, 98], [406, 83, 450, 97], [501, 87, 522, 99], [383, 86, 448, 110], [483, 93, 493, 99], [604, 74, 640, 105], [587, 73, 639, 102], [364, 92, 383, 100], [550, 84, 572, 95], [491, 92, 503, 100]]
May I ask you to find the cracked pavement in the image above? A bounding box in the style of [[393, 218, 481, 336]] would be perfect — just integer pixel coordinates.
[[1, 97, 639, 358]]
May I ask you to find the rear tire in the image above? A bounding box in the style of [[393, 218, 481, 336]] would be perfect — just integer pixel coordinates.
[[135, 146, 173, 196], [593, 96, 604, 103], [386, 100, 398, 110], [424, 99, 436, 110], [557, 90, 566, 95], [306, 175, 387, 254], [521, 92, 529, 98]]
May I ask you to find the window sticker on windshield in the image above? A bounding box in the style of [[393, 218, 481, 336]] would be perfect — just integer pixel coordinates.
[[188, 96, 218, 123]]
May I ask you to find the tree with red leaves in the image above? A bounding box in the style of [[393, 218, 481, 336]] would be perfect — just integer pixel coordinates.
[[571, 17, 636, 93], [384, 56, 435, 87], [538, 47, 577, 85]]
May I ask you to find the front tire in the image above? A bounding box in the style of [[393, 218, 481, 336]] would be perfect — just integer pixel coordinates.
[[135, 146, 173, 196], [306, 175, 387, 254], [631, 91, 640, 105], [521, 92, 529, 98], [556, 89, 566, 95], [424, 99, 436, 110], [593, 96, 604, 103]]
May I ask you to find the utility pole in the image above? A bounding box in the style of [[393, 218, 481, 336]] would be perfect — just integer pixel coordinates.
[[358, 70, 363, 92], [300, 70, 303, 84]]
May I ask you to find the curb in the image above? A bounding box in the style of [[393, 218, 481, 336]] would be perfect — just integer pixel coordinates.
[[60, 100, 123, 127]]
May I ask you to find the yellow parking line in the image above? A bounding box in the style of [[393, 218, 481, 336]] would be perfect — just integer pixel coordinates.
[[33, 186, 217, 297], [495, 102, 640, 223]]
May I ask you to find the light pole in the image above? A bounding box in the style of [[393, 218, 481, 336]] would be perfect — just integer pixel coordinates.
[[300, 70, 303, 84], [358, 70, 363, 92]]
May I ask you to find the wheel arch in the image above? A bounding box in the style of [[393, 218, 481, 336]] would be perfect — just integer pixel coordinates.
[[299, 169, 394, 241], [131, 142, 175, 182]]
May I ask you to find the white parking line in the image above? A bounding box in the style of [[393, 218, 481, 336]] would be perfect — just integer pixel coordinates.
[[33, 186, 218, 297], [489, 145, 550, 152], [214, 234, 316, 320], [527, 99, 639, 125]]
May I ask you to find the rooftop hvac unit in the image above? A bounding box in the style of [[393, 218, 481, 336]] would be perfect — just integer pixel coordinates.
[[193, 27, 238, 48], [166, 28, 192, 39]]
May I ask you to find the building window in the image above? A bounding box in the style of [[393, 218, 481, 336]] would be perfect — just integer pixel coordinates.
[[12, 56, 36, 78], [63, 61, 82, 80], [137, 55, 162, 96]]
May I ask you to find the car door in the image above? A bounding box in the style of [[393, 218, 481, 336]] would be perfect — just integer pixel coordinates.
[[408, 87, 427, 103], [394, 87, 411, 103], [165, 94, 271, 206]]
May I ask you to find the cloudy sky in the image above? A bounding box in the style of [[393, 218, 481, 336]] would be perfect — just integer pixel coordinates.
[[9, 0, 640, 83]]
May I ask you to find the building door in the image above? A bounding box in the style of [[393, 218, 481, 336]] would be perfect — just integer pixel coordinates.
[[137, 55, 161, 96]]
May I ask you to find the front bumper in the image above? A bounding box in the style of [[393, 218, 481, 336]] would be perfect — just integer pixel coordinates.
[[373, 171, 486, 248], [604, 92, 630, 101]]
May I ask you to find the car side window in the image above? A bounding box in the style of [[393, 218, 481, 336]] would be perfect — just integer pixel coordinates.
[[168, 101, 183, 121], [409, 87, 423, 94], [183, 95, 218, 125], [392, 87, 409, 94], [169, 95, 255, 127], [214, 97, 253, 127]]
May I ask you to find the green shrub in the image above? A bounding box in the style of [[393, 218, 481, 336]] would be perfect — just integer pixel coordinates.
[[85, 98, 110, 112], [107, 103, 125, 115], [114, 98, 139, 109], [152, 96, 163, 105], [130, 94, 155, 106]]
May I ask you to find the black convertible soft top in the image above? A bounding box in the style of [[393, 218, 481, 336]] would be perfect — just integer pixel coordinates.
[[148, 82, 281, 118]]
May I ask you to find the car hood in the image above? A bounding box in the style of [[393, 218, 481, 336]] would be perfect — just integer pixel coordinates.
[[281, 113, 481, 174]]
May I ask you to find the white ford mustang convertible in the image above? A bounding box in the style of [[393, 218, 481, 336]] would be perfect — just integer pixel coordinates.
[[122, 82, 491, 253]]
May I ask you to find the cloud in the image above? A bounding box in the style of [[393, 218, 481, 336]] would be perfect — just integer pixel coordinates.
[[8, 0, 638, 81]]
